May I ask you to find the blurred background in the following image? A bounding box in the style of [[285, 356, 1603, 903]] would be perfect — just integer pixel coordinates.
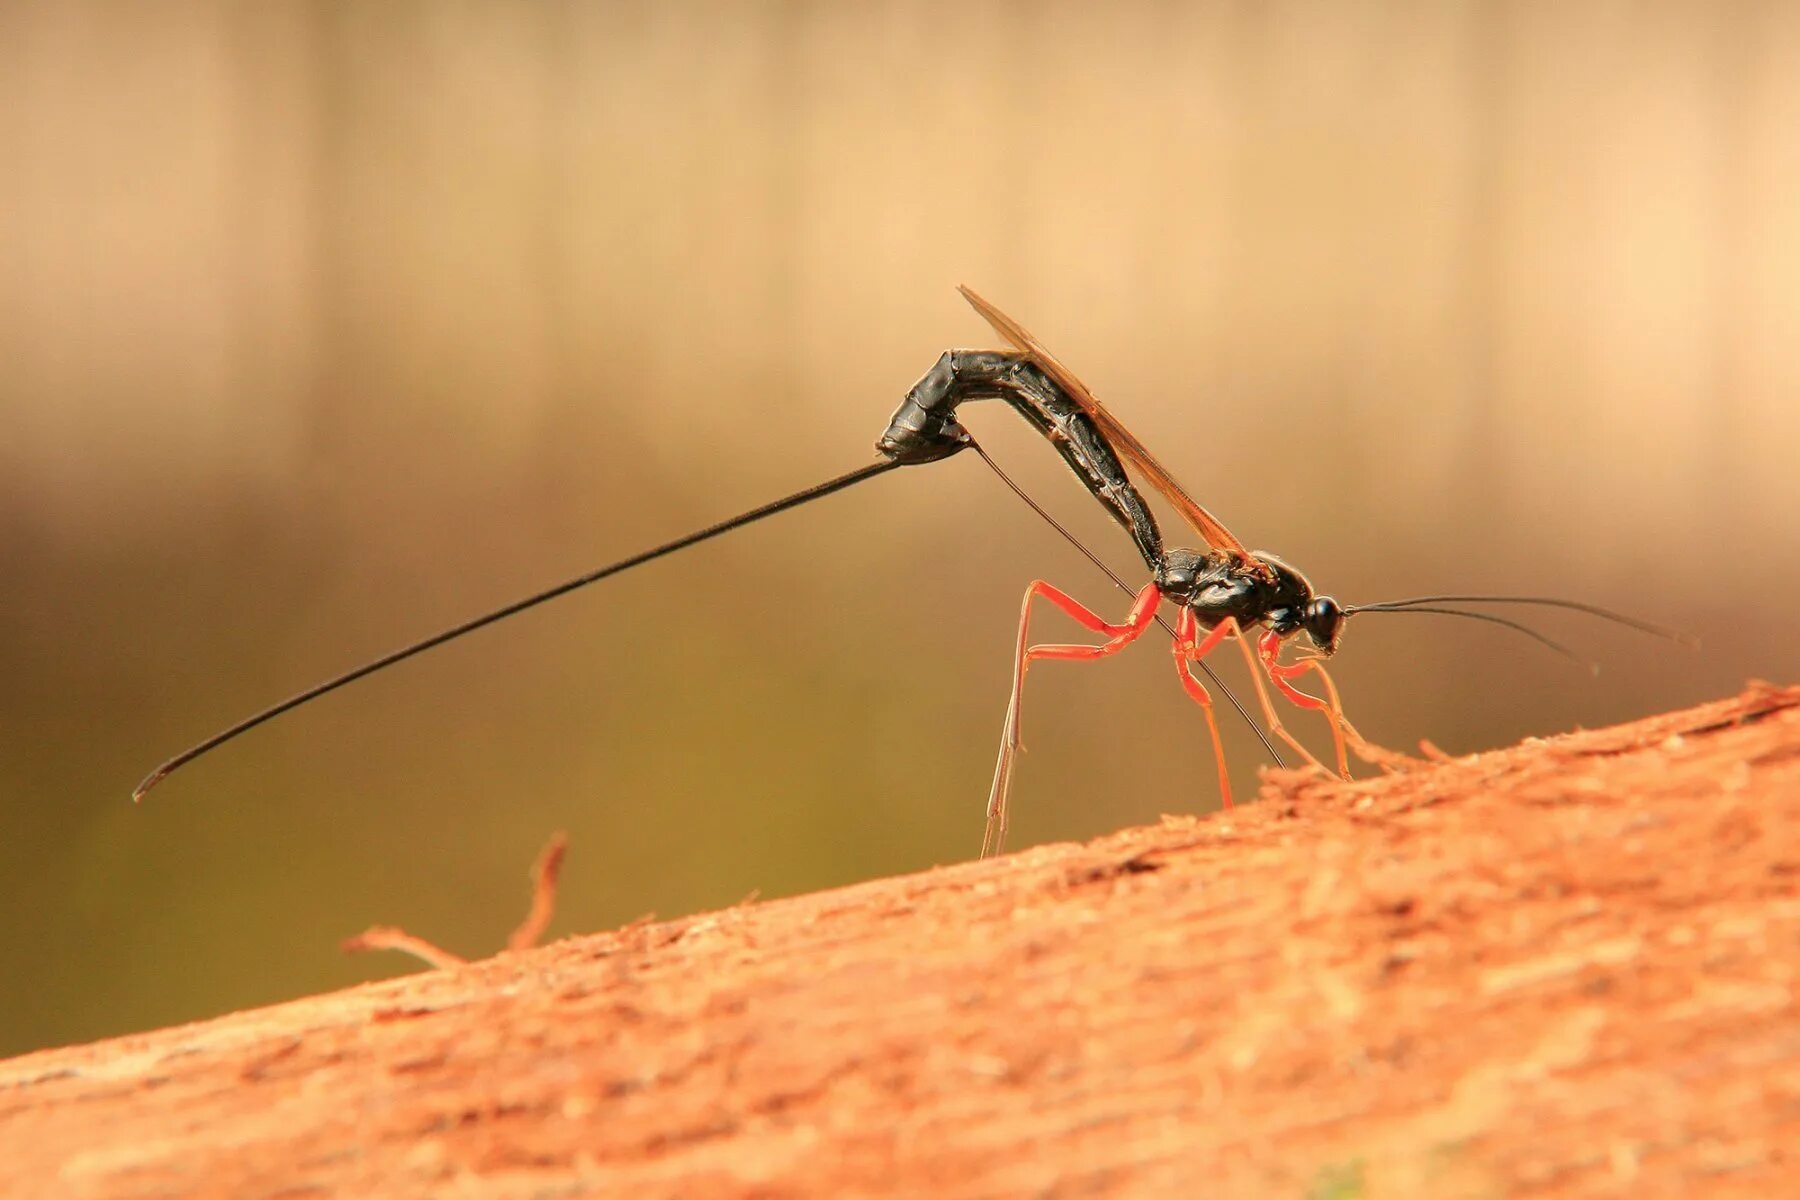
[[3, 1, 1796, 1057]]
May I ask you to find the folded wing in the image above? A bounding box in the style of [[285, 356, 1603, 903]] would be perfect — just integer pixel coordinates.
[[957, 285, 1251, 560]]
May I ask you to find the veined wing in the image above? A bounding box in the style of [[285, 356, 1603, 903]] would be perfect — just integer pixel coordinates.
[[957, 285, 1251, 560]]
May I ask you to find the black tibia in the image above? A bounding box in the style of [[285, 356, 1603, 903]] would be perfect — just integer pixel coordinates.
[[877, 350, 1165, 572]]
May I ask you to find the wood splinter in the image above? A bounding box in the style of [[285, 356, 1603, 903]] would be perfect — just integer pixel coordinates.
[[342, 832, 569, 970]]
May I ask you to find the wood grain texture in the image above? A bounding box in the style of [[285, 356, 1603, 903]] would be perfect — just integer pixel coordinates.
[[4, 684, 1797, 1199]]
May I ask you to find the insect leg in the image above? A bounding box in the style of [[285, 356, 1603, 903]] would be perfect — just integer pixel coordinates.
[[1270, 650, 1416, 772], [985, 580, 1162, 858], [1220, 633, 1334, 776], [1254, 633, 1415, 775], [1170, 610, 1238, 809], [1253, 631, 1352, 778]]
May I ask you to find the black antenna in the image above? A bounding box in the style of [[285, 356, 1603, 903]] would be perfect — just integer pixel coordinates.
[[969, 443, 1288, 770], [133, 459, 902, 801], [1345, 604, 1596, 672], [1347, 594, 1696, 646]]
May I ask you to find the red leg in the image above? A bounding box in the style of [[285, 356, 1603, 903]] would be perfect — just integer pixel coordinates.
[[1225, 632, 1334, 775], [1174, 608, 1238, 662], [1170, 609, 1235, 809], [984, 580, 1162, 858], [1291, 655, 1416, 771], [1258, 631, 1331, 708], [1258, 630, 1350, 777], [1256, 632, 1413, 773]]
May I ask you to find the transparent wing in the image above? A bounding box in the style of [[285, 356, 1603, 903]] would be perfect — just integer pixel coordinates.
[[957, 285, 1250, 559]]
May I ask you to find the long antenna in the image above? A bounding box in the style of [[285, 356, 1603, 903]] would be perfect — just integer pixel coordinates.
[[132, 459, 902, 801], [969, 443, 1288, 770], [1345, 604, 1596, 671], [1348, 594, 1696, 646]]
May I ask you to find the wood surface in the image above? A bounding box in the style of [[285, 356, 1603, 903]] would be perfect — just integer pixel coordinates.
[[4, 684, 1796, 1198]]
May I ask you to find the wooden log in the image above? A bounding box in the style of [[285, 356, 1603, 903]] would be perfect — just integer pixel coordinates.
[[4, 684, 1797, 1198]]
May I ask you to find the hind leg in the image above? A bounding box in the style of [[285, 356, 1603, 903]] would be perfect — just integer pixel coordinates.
[[983, 580, 1162, 858]]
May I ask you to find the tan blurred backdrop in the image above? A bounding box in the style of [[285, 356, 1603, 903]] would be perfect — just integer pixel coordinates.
[[2, 1, 1795, 1056]]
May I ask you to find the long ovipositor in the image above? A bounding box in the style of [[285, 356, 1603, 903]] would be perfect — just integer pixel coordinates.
[[876, 349, 1167, 575], [132, 330, 1266, 805]]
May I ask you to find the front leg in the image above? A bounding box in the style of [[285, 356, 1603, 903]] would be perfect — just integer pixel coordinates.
[[1256, 632, 1416, 774]]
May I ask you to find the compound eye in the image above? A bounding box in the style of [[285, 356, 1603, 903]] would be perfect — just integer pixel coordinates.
[[1306, 596, 1345, 650]]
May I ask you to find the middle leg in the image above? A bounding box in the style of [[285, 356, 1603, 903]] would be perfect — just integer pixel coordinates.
[[1169, 610, 1240, 809]]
